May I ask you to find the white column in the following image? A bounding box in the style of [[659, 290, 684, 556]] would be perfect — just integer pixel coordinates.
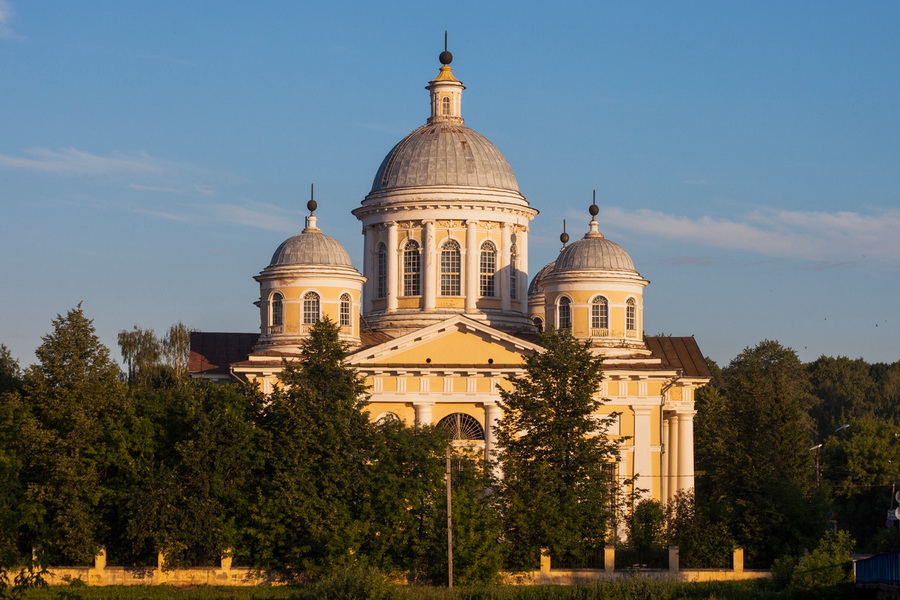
[[662, 417, 670, 504], [465, 220, 478, 312], [414, 402, 434, 428], [500, 223, 512, 312], [483, 402, 502, 462], [423, 220, 436, 310], [631, 406, 653, 500], [667, 413, 679, 503], [386, 223, 398, 312], [677, 410, 696, 493], [362, 226, 373, 314], [517, 228, 529, 310]]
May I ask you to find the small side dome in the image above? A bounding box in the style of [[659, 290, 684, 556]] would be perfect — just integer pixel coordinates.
[[528, 260, 557, 295], [269, 230, 353, 267], [552, 237, 635, 272]]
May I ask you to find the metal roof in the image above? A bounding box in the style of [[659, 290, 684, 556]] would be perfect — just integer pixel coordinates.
[[370, 123, 519, 192], [269, 230, 353, 267]]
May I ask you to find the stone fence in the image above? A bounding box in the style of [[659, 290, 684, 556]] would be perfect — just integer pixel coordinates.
[[32, 545, 770, 587], [504, 545, 771, 585]]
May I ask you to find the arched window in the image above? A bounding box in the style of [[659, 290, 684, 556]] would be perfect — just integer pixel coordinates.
[[532, 316, 544, 333], [437, 413, 485, 441], [510, 244, 519, 301], [339, 293, 351, 327], [440, 240, 461, 296], [376, 243, 387, 299], [441, 96, 451, 116], [403, 240, 421, 296], [626, 298, 636, 332], [376, 412, 400, 425], [480, 241, 496, 297], [271, 292, 284, 327], [558, 296, 572, 331], [303, 292, 320, 325], [591, 296, 609, 332]]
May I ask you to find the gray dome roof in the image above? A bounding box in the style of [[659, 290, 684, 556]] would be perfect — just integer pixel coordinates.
[[269, 230, 353, 267], [371, 123, 519, 192], [552, 236, 635, 273], [528, 260, 557, 296]]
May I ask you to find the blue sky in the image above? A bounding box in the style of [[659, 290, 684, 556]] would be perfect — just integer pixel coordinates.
[[1, 1, 898, 369]]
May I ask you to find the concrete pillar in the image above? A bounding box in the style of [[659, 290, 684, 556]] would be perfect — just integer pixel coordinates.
[[631, 406, 653, 497], [540, 548, 551, 573], [667, 413, 680, 503], [414, 402, 434, 427], [94, 547, 107, 570], [362, 225, 373, 313], [500, 223, 512, 312], [662, 417, 670, 503], [517, 228, 529, 311], [677, 410, 696, 493], [465, 220, 478, 312], [604, 545, 615, 573], [157, 551, 166, 570], [423, 220, 436, 310], [483, 402, 502, 462], [221, 550, 233, 571], [668, 546, 679, 573], [386, 223, 398, 312], [733, 546, 744, 573]]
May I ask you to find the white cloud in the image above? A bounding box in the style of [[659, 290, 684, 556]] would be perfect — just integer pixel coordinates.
[[210, 202, 302, 233], [0, 0, 25, 40], [599, 206, 900, 264], [0, 148, 174, 176]]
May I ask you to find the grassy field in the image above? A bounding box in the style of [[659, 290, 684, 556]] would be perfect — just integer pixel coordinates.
[[16, 578, 860, 600]]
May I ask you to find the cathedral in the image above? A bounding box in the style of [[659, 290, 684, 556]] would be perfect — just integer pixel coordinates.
[[189, 48, 710, 505]]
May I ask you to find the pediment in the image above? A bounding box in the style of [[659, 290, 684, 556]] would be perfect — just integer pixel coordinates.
[[347, 315, 541, 368]]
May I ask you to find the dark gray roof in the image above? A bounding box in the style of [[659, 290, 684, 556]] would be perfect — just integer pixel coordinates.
[[552, 236, 635, 273], [269, 230, 353, 267], [371, 122, 519, 192]]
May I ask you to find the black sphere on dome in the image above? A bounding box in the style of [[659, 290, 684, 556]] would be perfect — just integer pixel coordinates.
[[560, 232, 570, 244], [589, 203, 599, 216], [307, 199, 317, 213], [439, 50, 453, 65]]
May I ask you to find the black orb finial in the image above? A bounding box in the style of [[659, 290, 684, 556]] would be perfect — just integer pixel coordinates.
[[440, 31, 452, 65], [307, 183, 317, 213], [560, 219, 569, 244], [589, 190, 599, 216]]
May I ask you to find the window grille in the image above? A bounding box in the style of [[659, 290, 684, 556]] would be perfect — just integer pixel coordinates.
[[510, 245, 518, 300], [480, 241, 496, 297], [376, 243, 387, 299], [591, 296, 609, 330], [339, 293, 351, 327], [626, 298, 636, 331], [403, 240, 421, 296], [437, 413, 485, 440], [271, 292, 284, 327], [303, 292, 320, 324], [440, 240, 461, 296], [558, 296, 572, 331]]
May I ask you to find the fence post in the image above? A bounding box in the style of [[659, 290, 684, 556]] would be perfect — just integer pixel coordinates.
[[94, 546, 107, 570], [540, 547, 551, 574], [604, 545, 615, 574], [221, 549, 233, 571], [668, 546, 679, 573], [733, 546, 744, 573]]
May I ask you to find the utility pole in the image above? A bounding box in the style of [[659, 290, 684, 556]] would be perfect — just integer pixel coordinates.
[[446, 445, 453, 588]]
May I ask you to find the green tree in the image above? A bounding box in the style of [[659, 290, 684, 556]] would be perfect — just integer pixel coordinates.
[[162, 323, 192, 380], [122, 380, 264, 567], [663, 491, 734, 568], [695, 340, 820, 566], [495, 329, 620, 569], [807, 356, 877, 435], [0, 346, 22, 396], [245, 318, 374, 581], [17, 305, 132, 564], [117, 325, 161, 386]]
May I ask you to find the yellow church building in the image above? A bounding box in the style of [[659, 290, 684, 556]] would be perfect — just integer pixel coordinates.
[[189, 48, 710, 506]]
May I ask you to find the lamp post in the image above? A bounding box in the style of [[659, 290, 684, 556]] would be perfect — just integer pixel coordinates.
[[810, 423, 850, 485]]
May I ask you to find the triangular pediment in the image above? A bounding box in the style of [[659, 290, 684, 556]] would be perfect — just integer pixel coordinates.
[[347, 315, 542, 368]]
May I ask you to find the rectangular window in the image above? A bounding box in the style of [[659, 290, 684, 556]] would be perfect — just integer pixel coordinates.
[[441, 251, 460, 295], [377, 250, 387, 299]]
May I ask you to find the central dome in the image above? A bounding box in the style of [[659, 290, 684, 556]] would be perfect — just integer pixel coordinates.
[[370, 122, 519, 193], [269, 229, 352, 267], [553, 236, 635, 273]]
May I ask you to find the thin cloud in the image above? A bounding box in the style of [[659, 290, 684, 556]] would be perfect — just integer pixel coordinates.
[[0, 0, 25, 41], [135, 209, 190, 222], [0, 148, 175, 176], [210, 202, 302, 233], [600, 206, 900, 264]]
